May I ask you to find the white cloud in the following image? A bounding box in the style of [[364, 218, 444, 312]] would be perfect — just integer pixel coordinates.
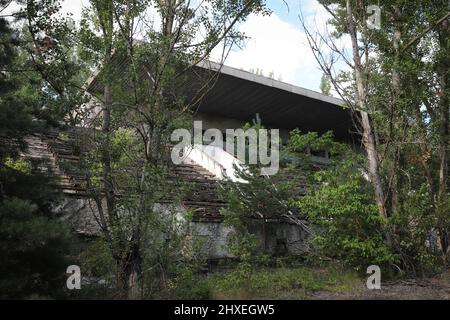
[[60, 0, 89, 21], [3, 0, 347, 92], [212, 12, 318, 87], [207, 0, 353, 92]]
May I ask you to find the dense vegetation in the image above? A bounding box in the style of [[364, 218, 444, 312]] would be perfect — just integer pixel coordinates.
[[0, 3, 73, 298], [0, 0, 448, 299]]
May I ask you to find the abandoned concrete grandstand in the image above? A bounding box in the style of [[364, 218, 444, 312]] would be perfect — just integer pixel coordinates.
[[20, 61, 356, 259]]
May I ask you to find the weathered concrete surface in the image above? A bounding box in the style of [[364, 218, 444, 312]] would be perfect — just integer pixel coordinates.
[[248, 221, 310, 256], [192, 220, 310, 259], [52, 197, 310, 259], [52, 197, 102, 236]]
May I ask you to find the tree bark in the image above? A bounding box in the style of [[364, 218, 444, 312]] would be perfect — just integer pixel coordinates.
[[94, 0, 126, 295], [345, 0, 387, 219], [436, 4, 450, 256], [390, 5, 402, 215]]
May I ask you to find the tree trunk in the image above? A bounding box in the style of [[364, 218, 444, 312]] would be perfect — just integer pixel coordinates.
[[437, 6, 450, 257], [102, 61, 116, 225], [262, 219, 268, 253], [390, 5, 402, 215], [115, 247, 141, 299], [345, 0, 387, 219], [94, 0, 123, 293]]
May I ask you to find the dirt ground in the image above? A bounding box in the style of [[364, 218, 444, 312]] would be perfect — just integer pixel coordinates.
[[311, 276, 450, 300]]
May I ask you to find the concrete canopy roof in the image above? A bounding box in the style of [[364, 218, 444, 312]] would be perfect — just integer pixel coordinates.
[[195, 61, 355, 142], [87, 57, 356, 142]]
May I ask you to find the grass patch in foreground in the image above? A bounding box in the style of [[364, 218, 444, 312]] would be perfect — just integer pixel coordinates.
[[208, 264, 364, 299]]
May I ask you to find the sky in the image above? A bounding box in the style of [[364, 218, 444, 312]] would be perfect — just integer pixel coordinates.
[[3, 0, 336, 92], [219, 0, 331, 90]]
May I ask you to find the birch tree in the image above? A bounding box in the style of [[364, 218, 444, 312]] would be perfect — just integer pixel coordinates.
[[300, 0, 450, 271], [76, 0, 268, 297]]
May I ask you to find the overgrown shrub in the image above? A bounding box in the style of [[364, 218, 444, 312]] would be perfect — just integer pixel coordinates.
[[297, 166, 397, 272], [0, 197, 73, 299], [390, 183, 449, 275], [0, 162, 73, 299], [167, 269, 210, 300]]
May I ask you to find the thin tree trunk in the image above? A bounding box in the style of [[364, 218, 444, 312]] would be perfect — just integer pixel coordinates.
[[437, 6, 450, 257], [437, 5, 449, 200], [390, 6, 402, 215], [345, 0, 387, 219], [262, 219, 268, 253], [102, 58, 116, 225], [116, 260, 129, 299], [115, 246, 141, 299], [94, 0, 123, 295]]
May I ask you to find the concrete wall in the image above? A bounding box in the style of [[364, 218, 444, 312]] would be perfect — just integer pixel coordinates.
[[52, 197, 102, 236], [194, 112, 291, 141], [192, 220, 310, 259], [54, 198, 310, 260]]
